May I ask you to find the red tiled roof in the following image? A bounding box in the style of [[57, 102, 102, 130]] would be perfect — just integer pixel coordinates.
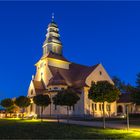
[[117, 93, 132, 103], [48, 63, 99, 87], [33, 80, 45, 90], [48, 71, 67, 86]]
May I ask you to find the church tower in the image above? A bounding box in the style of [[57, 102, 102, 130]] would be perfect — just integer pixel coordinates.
[[42, 14, 62, 56]]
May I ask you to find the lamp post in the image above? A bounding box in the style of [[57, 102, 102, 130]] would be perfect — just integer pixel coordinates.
[[126, 105, 129, 130], [50, 93, 52, 117], [102, 92, 105, 129]]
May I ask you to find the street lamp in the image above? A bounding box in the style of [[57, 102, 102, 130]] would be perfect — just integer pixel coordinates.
[[126, 105, 130, 130]]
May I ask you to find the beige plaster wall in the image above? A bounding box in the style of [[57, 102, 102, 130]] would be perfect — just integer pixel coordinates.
[[48, 58, 70, 69], [83, 87, 116, 117], [86, 64, 114, 86], [34, 58, 53, 86], [84, 64, 116, 117]]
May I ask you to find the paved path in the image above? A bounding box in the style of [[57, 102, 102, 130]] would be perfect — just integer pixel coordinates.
[[46, 119, 140, 130]]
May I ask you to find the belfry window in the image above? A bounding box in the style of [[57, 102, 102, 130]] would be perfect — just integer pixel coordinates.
[[99, 71, 102, 75]]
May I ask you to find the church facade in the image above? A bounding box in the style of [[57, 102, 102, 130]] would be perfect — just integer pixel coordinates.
[[27, 17, 117, 118]]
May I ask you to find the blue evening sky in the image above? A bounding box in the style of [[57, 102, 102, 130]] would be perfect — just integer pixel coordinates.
[[0, 1, 139, 99]]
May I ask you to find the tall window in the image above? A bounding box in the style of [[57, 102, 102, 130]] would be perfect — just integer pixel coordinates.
[[106, 104, 111, 111], [99, 104, 102, 111], [102, 104, 104, 110], [73, 105, 75, 111], [92, 103, 97, 111], [94, 104, 97, 111], [92, 103, 94, 110], [55, 105, 57, 110]]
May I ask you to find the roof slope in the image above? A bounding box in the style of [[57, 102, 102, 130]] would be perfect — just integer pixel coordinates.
[[48, 71, 67, 86], [33, 80, 45, 89], [48, 63, 99, 87], [117, 93, 132, 103], [32, 80, 46, 94]]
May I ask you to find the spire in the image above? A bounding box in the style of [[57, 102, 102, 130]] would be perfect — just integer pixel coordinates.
[[52, 13, 54, 22], [42, 14, 62, 56]]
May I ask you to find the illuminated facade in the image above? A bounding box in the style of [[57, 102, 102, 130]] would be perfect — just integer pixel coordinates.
[[27, 17, 117, 117]]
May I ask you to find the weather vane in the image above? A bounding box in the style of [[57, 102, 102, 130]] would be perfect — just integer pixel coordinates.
[[52, 13, 54, 22]]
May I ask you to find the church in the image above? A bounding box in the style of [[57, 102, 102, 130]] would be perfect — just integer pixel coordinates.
[[27, 16, 117, 118]]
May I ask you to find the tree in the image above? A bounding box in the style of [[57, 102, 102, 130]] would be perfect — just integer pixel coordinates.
[[131, 88, 140, 105], [88, 81, 120, 129], [33, 94, 51, 121], [129, 73, 140, 107], [53, 88, 80, 123], [123, 83, 135, 93], [52, 92, 64, 123], [0, 98, 14, 117], [136, 73, 140, 90], [112, 76, 126, 92], [15, 96, 30, 119], [7, 105, 20, 117]]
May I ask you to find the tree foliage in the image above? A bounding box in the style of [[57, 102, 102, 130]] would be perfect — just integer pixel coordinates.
[[131, 88, 140, 105], [131, 73, 140, 105], [112, 76, 135, 93], [33, 94, 51, 107], [15, 96, 30, 109], [136, 73, 140, 90], [15, 96, 30, 118], [112, 74, 140, 107], [1, 98, 14, 109], [53, 88, 80, 107], [53, 88, 80, 123], [33, 94, 51, 121], [1, 98, 14, 117], [88, 81, 120, 103], [88, 81, 120, 129]]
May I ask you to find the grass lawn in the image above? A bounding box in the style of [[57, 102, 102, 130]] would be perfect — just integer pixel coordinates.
[[0, 119, 140, 139]]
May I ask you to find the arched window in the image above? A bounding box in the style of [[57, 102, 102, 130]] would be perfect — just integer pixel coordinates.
[[117, 105, 123, 113]]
